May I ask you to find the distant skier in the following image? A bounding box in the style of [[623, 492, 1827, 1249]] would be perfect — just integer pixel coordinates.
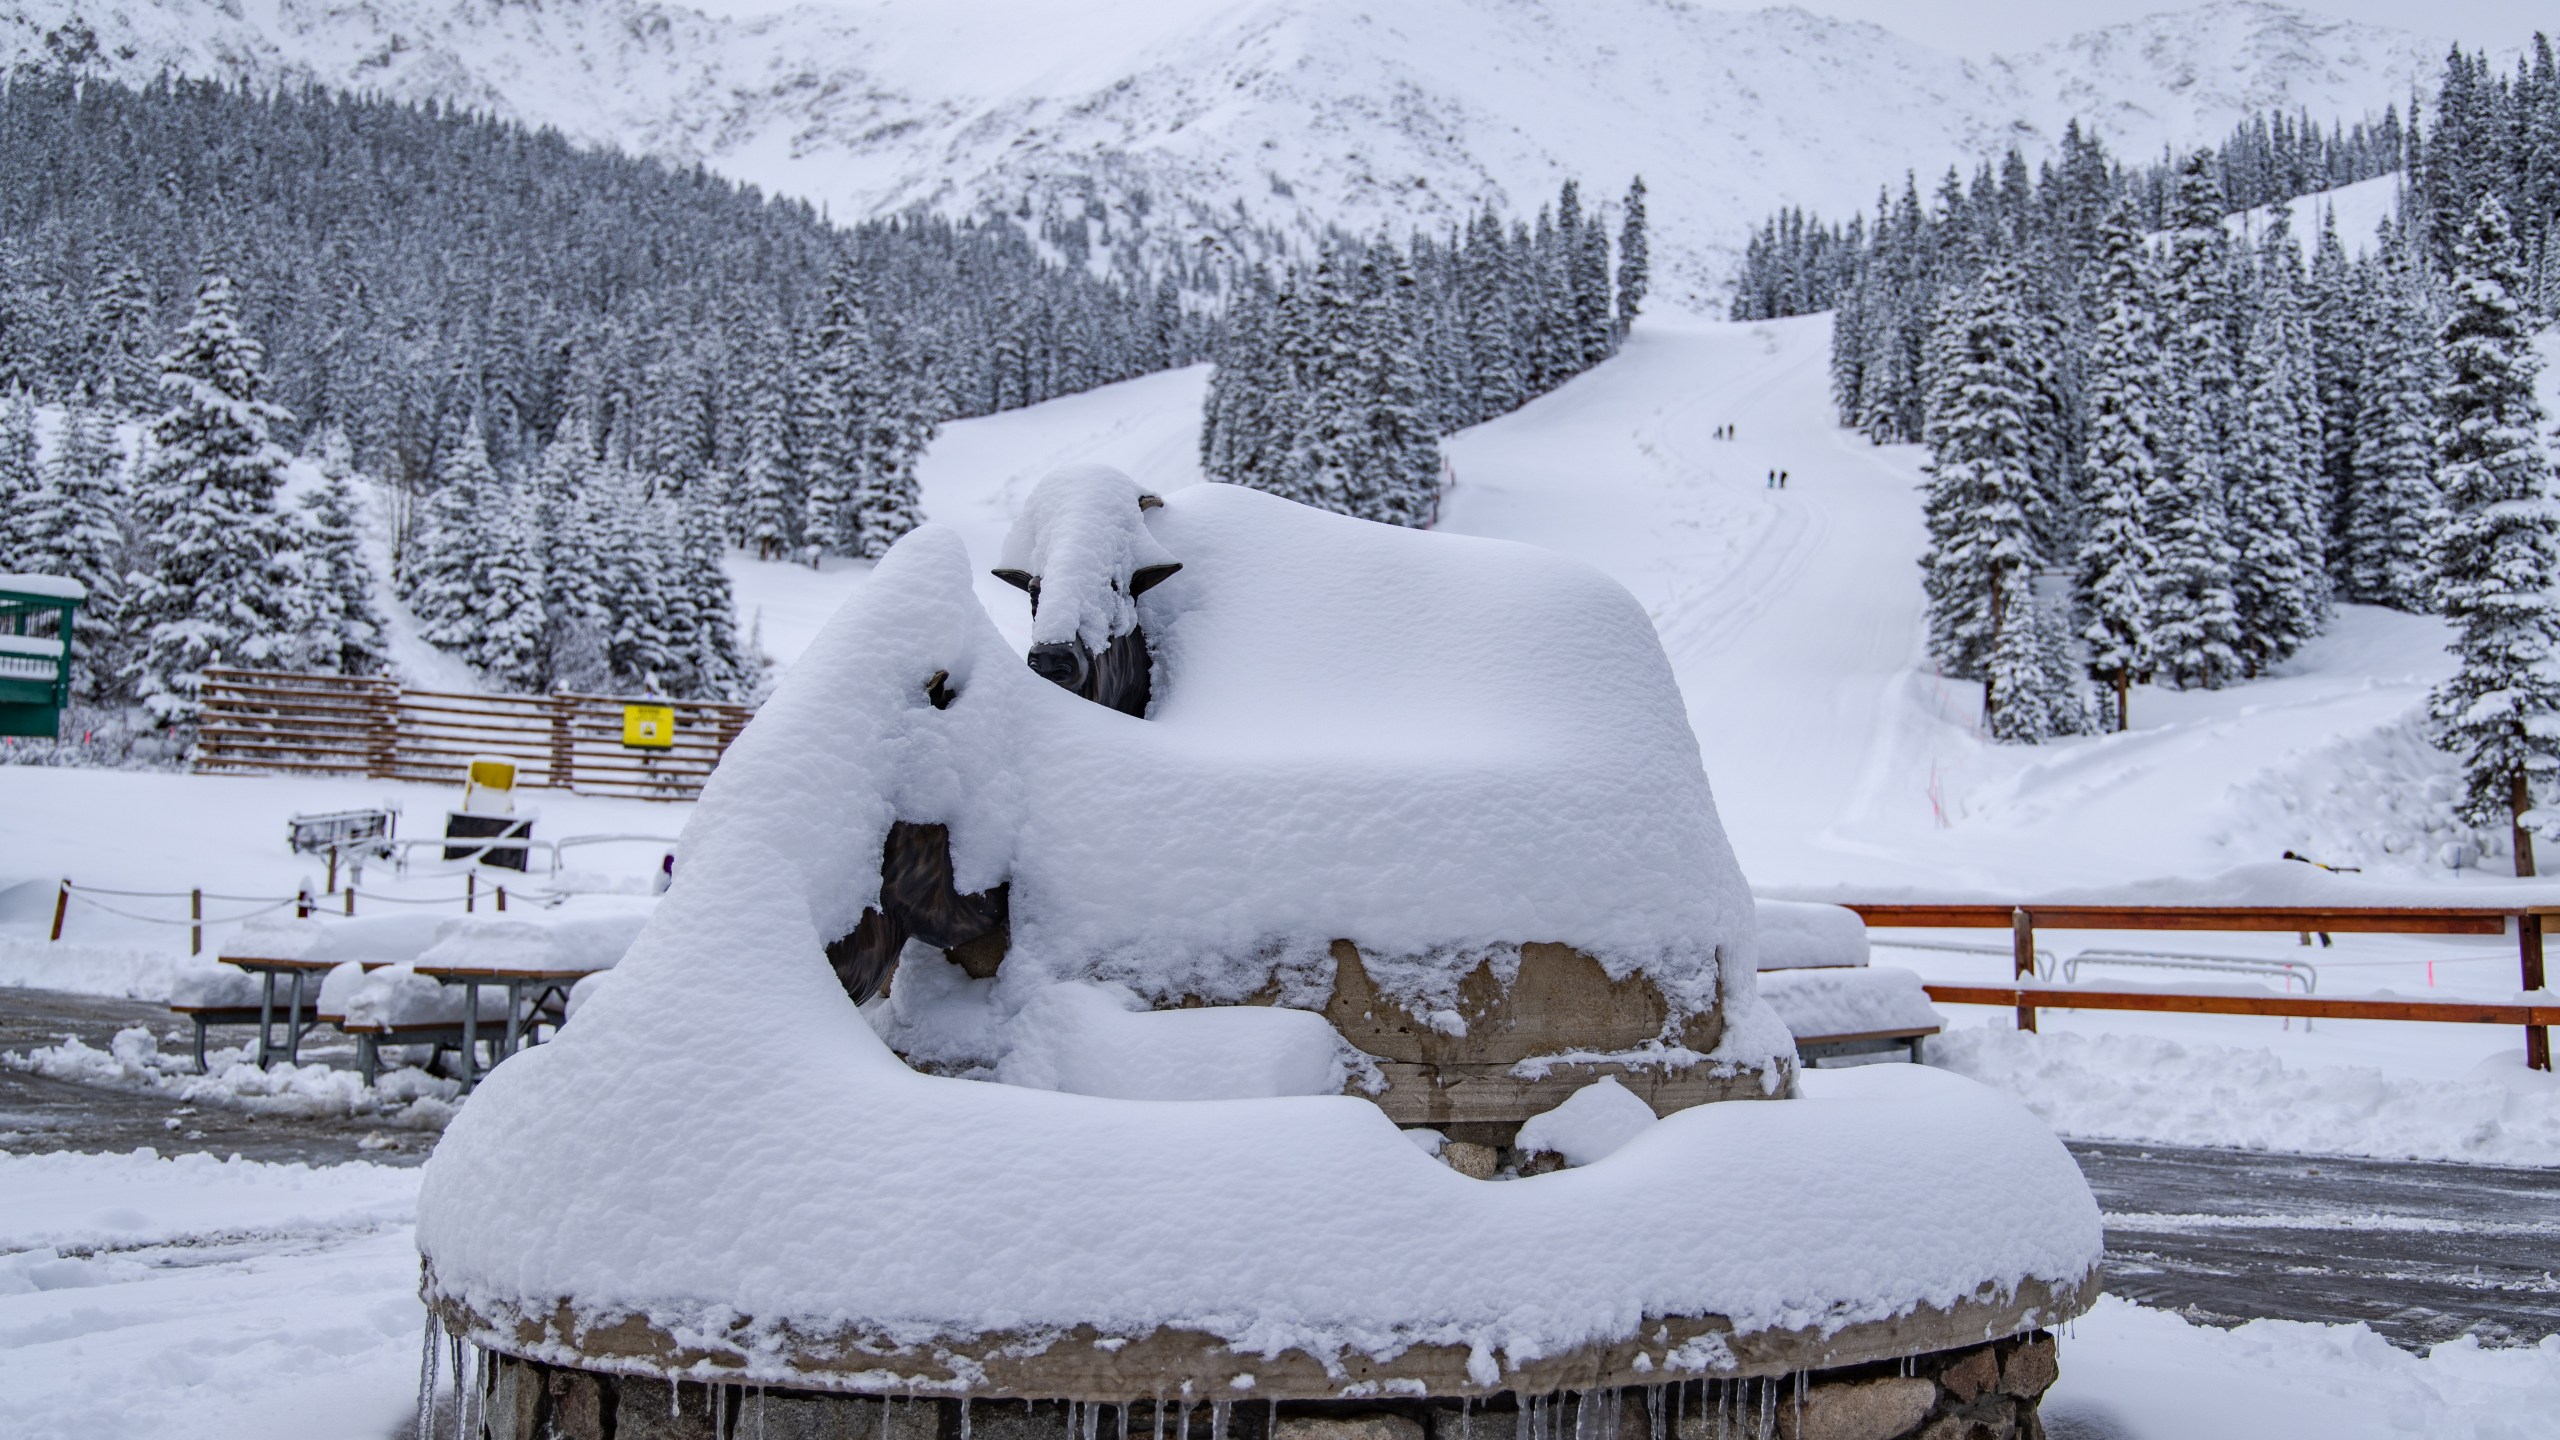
[[1779, 470, 1789, 489]]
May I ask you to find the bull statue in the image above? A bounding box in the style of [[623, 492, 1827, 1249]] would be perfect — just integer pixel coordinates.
[[828, 466, 1177, 1003], [990, 464, 1181, 717]]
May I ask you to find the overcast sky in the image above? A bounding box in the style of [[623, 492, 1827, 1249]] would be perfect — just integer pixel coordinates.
[[679, 0, 2540, 56]]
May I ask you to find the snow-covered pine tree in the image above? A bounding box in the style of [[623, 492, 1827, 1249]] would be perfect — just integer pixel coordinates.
[[798, 268, 875, 562], [123, 264, 301, 722], [736, 321, 802, 561], [404, 417, 500, 656], [17, 399, 127, 695], [1362, 243, 1444, 528], [2347, 223, 2445, 609], [2308, 209, 2367, 586], [1464, 207, 1526, 423], [0, 390, 36, 570], [1616, 177, 1649, 338], [848, 344, 933, 560], [1918, 265, 2050, 732], [292, 430, 386, 678], [2228, 218, 2327, 675], [2076, 206, 2164, 728], [1285, 249, 1369, 516], [593, 464, 674, 691], [2426, 195, 2560, 874], [471, 481, 550, 692], [674, 486, 746, 699], [83, 261, 157, 414], [2148, 153, 2246, 691]]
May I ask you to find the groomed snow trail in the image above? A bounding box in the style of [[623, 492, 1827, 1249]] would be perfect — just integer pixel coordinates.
[[1436, 314, 1925, 887]]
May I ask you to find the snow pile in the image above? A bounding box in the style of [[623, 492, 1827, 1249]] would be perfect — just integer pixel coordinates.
[[218, 912, 452, 965], [340, 965, 509, 1029], [1759, 967, 1941, 1042], [1754, 899, 1868, 970], [167, 964, 264, 1009], [2223, 709, 2505, 874], [0, 935, 229, 1002], [1929, 1024, 2560, 1165], [1514, 1077, 1658, 1167], [418, 512, 2099, 1376], [315, 959, 366, 1019], [411, 908, 650, 975], [2053, 1295, 2560, 1440], [996, 464, 1179, 651], [4, 1026, 458, 1128], [994, 981, 1354, 1100]]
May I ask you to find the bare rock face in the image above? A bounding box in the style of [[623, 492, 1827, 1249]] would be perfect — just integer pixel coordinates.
[[1998, 1334, 2058, 1398], [1273, 1417, 1427, 1440]]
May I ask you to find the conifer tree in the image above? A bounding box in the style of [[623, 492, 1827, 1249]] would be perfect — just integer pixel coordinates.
[[18, 400, 127, 695], [2149, 154, 2246, 690], [405, 418, 500, 654], [2427, 196, 2560, 874], [1616, 177, 1649, 337], [1918, 267, 2044, 721], [291, 431, 386, 678], [2229, 220, 2327, 673], [471, 481, 550, 692], [124, 265, 301, 721], [2076, 207, 2164, 727], [2347, 225, 2446, 608], [0, 390, 36, 569]]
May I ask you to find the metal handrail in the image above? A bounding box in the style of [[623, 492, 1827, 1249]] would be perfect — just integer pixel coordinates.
[[2060, 947, 2318, 993]]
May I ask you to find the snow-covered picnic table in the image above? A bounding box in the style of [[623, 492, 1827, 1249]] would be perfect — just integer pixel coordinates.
[[408, 910, 650, 1089], [200, 913, 454, 1068]]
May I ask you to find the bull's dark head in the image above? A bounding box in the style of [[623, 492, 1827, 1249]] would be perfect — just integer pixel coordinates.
[[993, 558, 1180, 717]]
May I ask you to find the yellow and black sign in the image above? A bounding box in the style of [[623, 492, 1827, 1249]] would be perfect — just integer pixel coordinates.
[[622, 703, 676, 749]]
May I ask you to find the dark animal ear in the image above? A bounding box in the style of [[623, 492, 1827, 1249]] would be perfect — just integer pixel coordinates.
[[924, 670, 955, 710], [1137, 493, 1165, 510], [1129, 562, 1182, 596], [990, 568, 1036, 592]]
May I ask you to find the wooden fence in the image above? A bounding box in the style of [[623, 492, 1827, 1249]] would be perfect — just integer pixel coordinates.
[[1847, 901, 2554, 1070], [193, 667, 751, 800]]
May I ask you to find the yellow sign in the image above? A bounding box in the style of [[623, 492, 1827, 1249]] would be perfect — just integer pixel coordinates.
[[467, 757, 517, 791], [622, 704, 676, 749]]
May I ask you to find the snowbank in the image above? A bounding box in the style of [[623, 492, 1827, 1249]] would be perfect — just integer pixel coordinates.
[[0, 1146, 417, 1254], [1753, 899, 1868, 969], [219, 913, 453, 965], [1514, 1076, 1658, 1166], [341, 965, 510, 1028], [995, 980, 1353, 1100], [5, 1026, 457, 1128], [1929, 1023, 2560, 1166], [1768, 858, 2560, 910], [418, 509, 2098, 1382], [410, 907, 650, 975]]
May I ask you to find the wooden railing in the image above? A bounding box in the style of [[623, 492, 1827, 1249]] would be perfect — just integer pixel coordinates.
[[193, 668, 751, 800], [1845, 901, 2556, 1071]]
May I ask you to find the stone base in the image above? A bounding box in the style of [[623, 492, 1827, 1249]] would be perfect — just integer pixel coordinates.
[[454, 1333, 2059, 1440]]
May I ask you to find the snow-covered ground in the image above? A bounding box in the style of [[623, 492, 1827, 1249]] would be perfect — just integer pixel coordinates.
[[2, 1148, 2553, 1440], [9, 310, 2560, 1436]]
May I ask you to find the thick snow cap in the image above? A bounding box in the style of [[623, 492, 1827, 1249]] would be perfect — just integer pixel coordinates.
[[417, 487, 2100, 1385], [996, 463, 1181, 651]]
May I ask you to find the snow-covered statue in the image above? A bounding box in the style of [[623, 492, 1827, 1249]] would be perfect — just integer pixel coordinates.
[[990, 464, 1182, 717], [416, 470, 2101, 1435]]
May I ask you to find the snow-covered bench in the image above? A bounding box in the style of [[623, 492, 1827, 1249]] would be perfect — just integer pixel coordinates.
[[1755, 898, 1941, 1064], [338, 963, 515, 1083]]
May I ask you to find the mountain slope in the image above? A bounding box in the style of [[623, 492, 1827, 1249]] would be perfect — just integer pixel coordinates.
[[2, 0, 2452, 305]]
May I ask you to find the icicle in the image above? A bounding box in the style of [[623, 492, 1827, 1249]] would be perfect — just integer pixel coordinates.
[[1210, 1399, 1230, 1440], [1178, 1399, 1194, 1440], [1091, 1399, 1105, 1440], [1516, 1393, 1532, 1440], [761, 1386, 770, 1440], [414, 1311, 441, 1440], [1759, 1379, 1775, 1440], [1155, 1393, 1168, 1440], [1459, 1393, 1472, 1440], [1266, 1398, 1277, 1440], [961, 1397, 973, 1440]]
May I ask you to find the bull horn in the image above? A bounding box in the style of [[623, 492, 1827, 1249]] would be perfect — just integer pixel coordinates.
[[990, 568, 1036, 592], [1129, 562, 1183, 596]]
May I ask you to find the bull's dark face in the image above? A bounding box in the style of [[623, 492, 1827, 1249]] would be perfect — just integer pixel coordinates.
[[994, 562, 1179, 719]]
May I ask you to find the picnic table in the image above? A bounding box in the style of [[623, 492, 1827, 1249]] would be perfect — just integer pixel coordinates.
[[209, 912, 453, 1068], [407, 911, 650, 1089]]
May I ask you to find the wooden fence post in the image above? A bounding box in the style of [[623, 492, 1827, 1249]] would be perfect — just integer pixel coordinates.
[[467, 872, 477, 914], [344, 887, 355, 917], [550, 692, 576, 792], [190, 888, 202, 957], [50, 878, 68, 941], [2523, 911, 2550, 1072], [2012, 906, 2037, 1033], [296, 888, 310, 920], [495, 885, 507, 913], [367, 677, 398, 781]]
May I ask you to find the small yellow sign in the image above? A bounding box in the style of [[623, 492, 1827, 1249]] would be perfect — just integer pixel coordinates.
[[467, 757, 517, 791], [622, 703, 676, 749]]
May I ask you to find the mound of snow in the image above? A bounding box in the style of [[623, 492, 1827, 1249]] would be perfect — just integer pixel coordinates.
[[5, 1026, 457, 1128], [1760, 968, 1942, 1043], [1754, 900, 1869, 970], [1515, 1076, 1659, 1167], [417, 502, 2099, 1376]]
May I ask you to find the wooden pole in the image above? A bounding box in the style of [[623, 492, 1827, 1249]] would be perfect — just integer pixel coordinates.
[[344, 886, 355, 917], [50, 878, 68, 941], [467, 871, 477, 914], [2012, 906, 2037, 1033], [495, 885, 507, 913], [325, 846, 338, 895], [2513, 771, 2538, 878], [2524, 913, 2550, 1072], [2114, 671, 2129, 733], [190, 888, 202, 957], [296, 888, 310, 920]]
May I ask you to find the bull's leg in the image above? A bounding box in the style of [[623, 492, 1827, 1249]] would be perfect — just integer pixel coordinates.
[[826, 906, 909, 1006]]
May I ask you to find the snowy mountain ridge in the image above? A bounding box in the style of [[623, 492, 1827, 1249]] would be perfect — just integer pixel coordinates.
[[1, 0, 2456, 306]]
